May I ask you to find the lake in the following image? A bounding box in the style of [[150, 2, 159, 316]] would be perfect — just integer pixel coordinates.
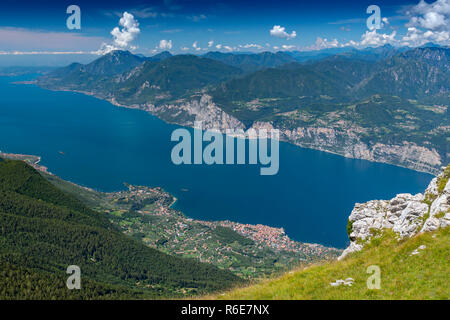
[[0, 75, 433, 248]]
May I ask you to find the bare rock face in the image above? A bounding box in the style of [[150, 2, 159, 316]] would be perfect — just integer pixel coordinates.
[[339, 166, 449, 260], [421, 175, 450, 233], [279, 126, 442, 175], [144, 95, 246, 131]]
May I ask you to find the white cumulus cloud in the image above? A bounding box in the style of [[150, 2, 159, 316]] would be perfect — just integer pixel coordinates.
[[305, 37, 341, 50], [111, 12, 140, 48], [360, 29, 397, 46], [401, 26, 450, 46], [406, 0, 450, 30], [158, 39, 172, 50], [401, 0, 450, 46], [192, 41, 201, 51], [97, 12, 141, 54], [270, 25, 296, 39], [281, 44, 296, 50], [240, 43, 263, 49]]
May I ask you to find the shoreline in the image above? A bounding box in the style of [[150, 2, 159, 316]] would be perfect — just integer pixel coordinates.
[[0, 151, 48, 173], [34, 82, 442, 176], [0, 151, 342, 253]]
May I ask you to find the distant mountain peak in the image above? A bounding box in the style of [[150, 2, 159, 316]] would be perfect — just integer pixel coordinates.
[[148, 51, 173, 61], [108, 49, 131, 55], [202, 50, 297, 72], [420, 42, 441, 48]]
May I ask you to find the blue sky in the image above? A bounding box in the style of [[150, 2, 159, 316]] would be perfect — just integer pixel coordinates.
[[0, 0, 449, 64]]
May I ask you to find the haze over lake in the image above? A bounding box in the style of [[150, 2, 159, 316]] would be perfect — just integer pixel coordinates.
[[0, 75, 433, 248]]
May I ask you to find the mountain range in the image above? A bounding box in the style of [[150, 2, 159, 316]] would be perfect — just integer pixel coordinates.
[[37, 45, 449, 174], [4, 43, 449, 300]]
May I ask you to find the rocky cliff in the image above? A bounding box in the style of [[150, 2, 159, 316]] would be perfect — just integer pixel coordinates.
[[136, 95, 444, 175], [143, 95, 246, 131], [251, 121, 443, 175], [339, 165, 450, 260]]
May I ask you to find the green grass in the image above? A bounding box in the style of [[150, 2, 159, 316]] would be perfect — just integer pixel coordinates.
[[435, 211, 446, 219], [437, 166, 450, 194], [347, 220, 354, 236], [214, 227, 449, 300]]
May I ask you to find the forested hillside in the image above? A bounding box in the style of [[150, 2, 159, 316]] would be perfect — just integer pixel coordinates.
[[0, 159, 243, 299]]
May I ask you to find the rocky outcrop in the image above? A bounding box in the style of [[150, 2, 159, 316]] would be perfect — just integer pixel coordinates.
[[279, 126, 442, 175], [136, 95, 246, 131], [226, 120, 442, 175], [223, 119, 442, 175], [421, 173, 450, 233], [339, 165, 450, 260]]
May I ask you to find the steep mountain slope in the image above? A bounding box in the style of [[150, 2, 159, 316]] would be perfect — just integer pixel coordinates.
[[0, 159, 243, 299], [215, 165, 450, 300], [39, 53, 242, 106], [38, 47, 449, 110], [210, 55, 378, 119], [285, 45, 407, 63], [203, 51, 297, 72], [218, 227, 449, 300], [38, 50, 145, 91], [208, 48, 449, 173], [286, 47, 354, 62], [212, 66, 344, 120], [356, 47, 450, 103], [211, 47, 449, 111], [113, 55, 242, 105], [337, 44, 409, 61], [302, 56, 376, 88], [81, 50, 145, 76], [146, 51, 173, 61]]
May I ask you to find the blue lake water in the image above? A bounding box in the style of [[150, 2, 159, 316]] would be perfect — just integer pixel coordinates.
[[0, 75, 433, 248]]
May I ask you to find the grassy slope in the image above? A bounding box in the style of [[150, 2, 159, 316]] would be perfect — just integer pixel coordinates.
[[215, 227, 449, 300]]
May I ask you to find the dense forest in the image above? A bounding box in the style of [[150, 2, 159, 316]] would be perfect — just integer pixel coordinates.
[[0, 159, 243, 299]]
